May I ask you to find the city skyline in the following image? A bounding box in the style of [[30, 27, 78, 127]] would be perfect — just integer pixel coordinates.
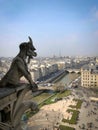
[[0, 0, 98, 57]]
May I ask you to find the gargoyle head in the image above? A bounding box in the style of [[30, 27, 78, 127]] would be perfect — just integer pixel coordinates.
[[27, 36, 37, 58], [19, 37, 37, 63]]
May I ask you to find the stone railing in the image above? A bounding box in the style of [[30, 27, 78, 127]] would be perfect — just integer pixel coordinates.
[[0, 84, 38, 130]]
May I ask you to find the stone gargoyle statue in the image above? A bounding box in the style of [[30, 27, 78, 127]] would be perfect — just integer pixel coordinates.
[[0, 36, 38, 90]]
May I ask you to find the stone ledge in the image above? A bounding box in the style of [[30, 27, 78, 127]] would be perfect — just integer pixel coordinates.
[[0, 83, 30, 99], [0, 83, 37, 130], [0, 83, 31, 110]]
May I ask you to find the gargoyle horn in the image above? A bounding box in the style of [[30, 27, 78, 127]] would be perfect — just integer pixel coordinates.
[[28, 36, 33, 45]]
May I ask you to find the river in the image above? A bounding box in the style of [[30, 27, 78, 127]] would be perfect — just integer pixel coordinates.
[[55, 72, 79, 85]]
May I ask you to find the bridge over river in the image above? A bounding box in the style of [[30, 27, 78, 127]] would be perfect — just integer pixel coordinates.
[[65, 68, 80, 73]]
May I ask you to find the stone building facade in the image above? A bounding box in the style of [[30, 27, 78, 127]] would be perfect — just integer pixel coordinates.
[[81, 64, 98, 88]]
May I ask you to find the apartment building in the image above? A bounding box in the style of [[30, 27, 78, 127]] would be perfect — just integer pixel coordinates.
[[81, 64, 98, 88]]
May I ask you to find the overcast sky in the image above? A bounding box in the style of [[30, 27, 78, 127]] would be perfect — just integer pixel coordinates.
[[0, 0, 98, 57]]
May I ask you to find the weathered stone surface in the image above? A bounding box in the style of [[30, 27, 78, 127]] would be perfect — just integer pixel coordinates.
[[0, 84, 29, 111], [0, 84, 38, 130], [0, 88, 15, 99], [0, 37, 38, 130]]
